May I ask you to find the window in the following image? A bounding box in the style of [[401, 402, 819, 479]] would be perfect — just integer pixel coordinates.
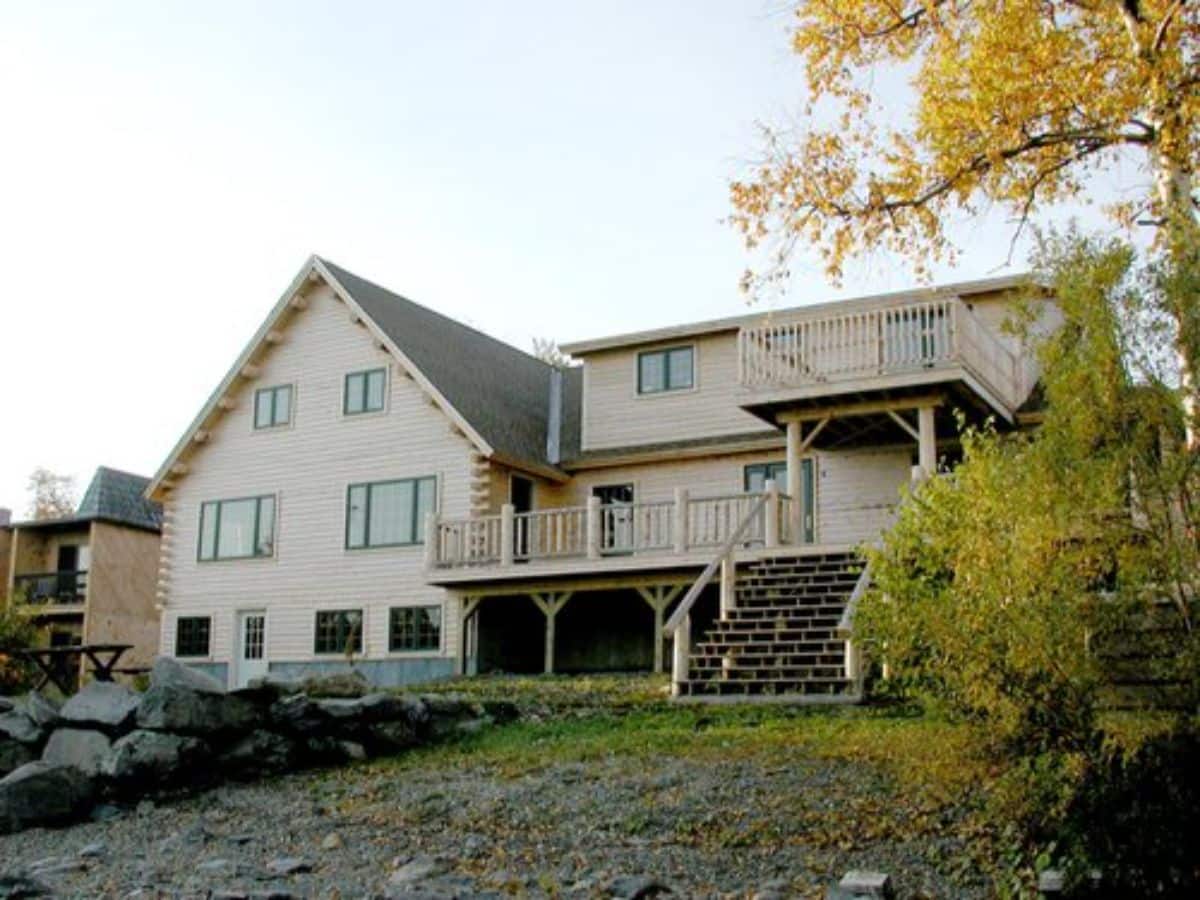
[[744, 460, 816, 544], [314, 609, 363, 655], [254, 384, 293, 429], [175, 617, 211, 657], [198, 496, 276, 561], [638, 346, 694, 394], [346, 477, 436, 549], [743, 461, 788, 493], [389, 606, 441, 652], [344, 367, 387, 415]]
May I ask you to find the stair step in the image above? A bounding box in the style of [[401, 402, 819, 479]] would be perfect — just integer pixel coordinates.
[[689, 664, 848, 680], [694, 640, 843, 656], [679, 678, 853, 697]]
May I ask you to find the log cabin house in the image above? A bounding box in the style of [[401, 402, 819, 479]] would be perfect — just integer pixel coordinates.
[[147, 257, 1054, 700]]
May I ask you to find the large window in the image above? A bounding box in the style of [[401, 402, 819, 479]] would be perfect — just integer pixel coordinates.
[[638, 346, 694, 394], [346, 477, 436, 549], [314, 610, 363, 655], [198, 496, 276, 561], [389, 606, 441, 652], [344, 367, 387, 415], [175, 617, 211, 657], [254, 384, 293, 429]]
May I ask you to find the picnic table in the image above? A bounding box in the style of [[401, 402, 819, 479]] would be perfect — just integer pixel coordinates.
[[16, 643, 135, 695]]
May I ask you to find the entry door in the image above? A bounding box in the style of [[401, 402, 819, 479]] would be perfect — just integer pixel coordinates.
[[592, 484, 635, 554], [234, 611, 268, 688], [745, 460, 816, 544]]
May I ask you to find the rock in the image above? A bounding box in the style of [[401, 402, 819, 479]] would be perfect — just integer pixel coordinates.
[[265, 857, 312, 877], [606, 875, 672, 899], [218, 730, 301, 777], [149, 656, 226, 694], [0, 873, 51, 898], [0, 739, 36, 777], [829, 871, 894, 900], [388, 856, 442, 887], [0, 712, 41, 746], [59, 681, 141, 732], [318, 692, 425, 725], [367, 720, 420, 752], [42, 728, 113, 777], [196, 858, 235, 875], [100, 730, 206, 786], [89, 803, 123, 822], [304, 736, 367, 765], [78, 842, 107, 858], [20, 693, 60, 730], [137, 684, 258, 735], [0, 762, 95, 834], [320, 832, 343, 851], [299, 670, 369, 699], [270, 694, 327, 734], [0, 698, 11, 713]]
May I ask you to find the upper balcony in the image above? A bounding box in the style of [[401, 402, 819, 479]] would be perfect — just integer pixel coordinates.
[[737, 296, 1035, 424], [12, 570, 89, 611]]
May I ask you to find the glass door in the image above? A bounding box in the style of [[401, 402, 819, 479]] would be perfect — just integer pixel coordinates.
[[592, 484, 635, 554]]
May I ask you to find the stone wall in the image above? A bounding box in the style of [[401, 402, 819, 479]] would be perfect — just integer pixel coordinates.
[[0, 659, 513, 835]]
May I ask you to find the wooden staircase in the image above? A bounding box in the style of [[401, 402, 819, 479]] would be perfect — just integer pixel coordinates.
[[676, 551, 864, 701]]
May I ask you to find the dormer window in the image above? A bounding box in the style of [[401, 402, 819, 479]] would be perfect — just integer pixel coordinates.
[[638, 346, 694, 394], [344, 367, 387, 415], [254, 385, 293, 429]]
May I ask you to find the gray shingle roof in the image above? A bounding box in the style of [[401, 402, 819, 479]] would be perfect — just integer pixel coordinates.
[[321, 259, 569, 471], [76, 467, 162, 531]]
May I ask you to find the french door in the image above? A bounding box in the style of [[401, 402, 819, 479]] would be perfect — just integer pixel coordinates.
[[234, 610, 268, 688]]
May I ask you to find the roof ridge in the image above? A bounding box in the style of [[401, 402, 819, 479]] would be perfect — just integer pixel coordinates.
[[317, 256, 556, 374]]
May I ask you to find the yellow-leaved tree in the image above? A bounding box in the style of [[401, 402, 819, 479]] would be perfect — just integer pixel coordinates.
[[731, 1, 1199, 408]]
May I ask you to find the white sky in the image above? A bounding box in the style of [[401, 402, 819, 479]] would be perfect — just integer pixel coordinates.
[[0, 1, 1132, 514]]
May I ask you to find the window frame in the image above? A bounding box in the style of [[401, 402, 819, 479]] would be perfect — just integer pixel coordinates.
[[743, 459, 817, 544], [343, 367, 388, 416], [253, 384, 294, 430], [197, 494, 277, 562], [636, 345, 695, 395], [175, 616, 212, 658], [313, 609, 364, 656], [344, 476, 437, 550], [388, 605, 443, 654]]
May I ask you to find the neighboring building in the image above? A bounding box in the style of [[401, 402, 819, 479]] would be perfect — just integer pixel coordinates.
[[149, 256, 1053, 697], [0, 509, 12, 608], [4, 468, 163, 682]]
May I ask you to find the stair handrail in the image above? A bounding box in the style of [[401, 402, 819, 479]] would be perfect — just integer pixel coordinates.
[[663, 492, 769, 636], [836, 564, 870, 638]]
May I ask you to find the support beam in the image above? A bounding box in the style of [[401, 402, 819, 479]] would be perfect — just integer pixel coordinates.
[[786, 421, 803, 541], [719, 556, 736, 620], [459, 595, 482, 676], [531, 592, 572, 674], [636, 585, 684, 674], [918, 404, 937, 477], [777, 394, 945, 424], [886, 410, 920, 442]]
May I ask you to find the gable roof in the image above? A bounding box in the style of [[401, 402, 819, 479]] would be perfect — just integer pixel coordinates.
[[319, 260, 559, 472], [77, 467, 162, 531]]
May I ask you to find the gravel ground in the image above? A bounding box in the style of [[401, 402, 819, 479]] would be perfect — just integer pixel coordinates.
[[0, 747, 990, 899]]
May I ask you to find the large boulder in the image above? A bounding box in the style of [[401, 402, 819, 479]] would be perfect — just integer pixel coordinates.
[[59, 682, 141, 732], [21, 693, 60, 730], [0, 711, 41, 746], [149, 656, 225, 694], [0, 739, 36, 778], [42, 728, 113, 777], [0, 697, 12, 713], [0, 762, 95, 833], [269, 693, 327, 735], [136, 685, 258, 736], [100, 730, 206, 786], [298, 670, 369, 699], [217, 730, 300, 778]]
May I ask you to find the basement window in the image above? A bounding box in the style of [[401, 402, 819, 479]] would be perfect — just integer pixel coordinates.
[[175, 617, 211, 657], [389, 606, 441, 652], [314, 609, 363, 655]]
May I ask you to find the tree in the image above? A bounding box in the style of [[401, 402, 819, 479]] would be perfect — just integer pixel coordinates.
[[731, 2, 1199, 414], [532, 338, 572, 368], [25, 468, 76, 520]]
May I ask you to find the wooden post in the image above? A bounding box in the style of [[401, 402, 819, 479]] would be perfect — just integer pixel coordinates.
[[845, 639, 862, 694], [459, 596, 481, 676], [671, 614, 691, 697], [586, 496, 602, 559], [500, 503, 515, 567], [763, 479, 779, 548], [719, 554, 736, 620], [786, 420, 803, 542], [673, 487, 689, 554], [532, 592, 571, 674], [918, 404, 936, 478], [423, 512, 438, 568], [637, 584, 683, 675]]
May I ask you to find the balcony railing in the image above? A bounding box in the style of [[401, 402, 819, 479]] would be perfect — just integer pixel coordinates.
[[13, 570, 88, 606], [428, 488, 793, 570], [738, 297, 1027, 412]]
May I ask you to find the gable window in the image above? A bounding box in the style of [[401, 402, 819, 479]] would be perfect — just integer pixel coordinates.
[[198, 496, 276, 561], [389, 605, 441, 652], [638, 346, 694, 394], [254, 384, 293, 429], [344, 367, 387, 415], [346, 477, 436, 549], [314, 609, 363, 655], [175, 616, 211, 657]]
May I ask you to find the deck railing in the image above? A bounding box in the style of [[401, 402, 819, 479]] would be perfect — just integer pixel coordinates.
[[738, 297, 1026, 411], [13, 570, 88, 606], [428, 485, 790, 569]]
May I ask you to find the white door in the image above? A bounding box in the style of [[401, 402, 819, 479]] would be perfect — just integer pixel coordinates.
[[234, 611, 268, 688]]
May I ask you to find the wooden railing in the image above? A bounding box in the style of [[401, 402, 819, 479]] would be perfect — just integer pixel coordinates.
[[13, 570, 88, 605], [428, 485, 790, 569], [738, 297, 1027, 411]]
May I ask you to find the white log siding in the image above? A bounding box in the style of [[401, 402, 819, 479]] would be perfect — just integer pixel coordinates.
[[581, 332, 765, 451], [540, 445, 912, 548], [158, 285, 471, 670]]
